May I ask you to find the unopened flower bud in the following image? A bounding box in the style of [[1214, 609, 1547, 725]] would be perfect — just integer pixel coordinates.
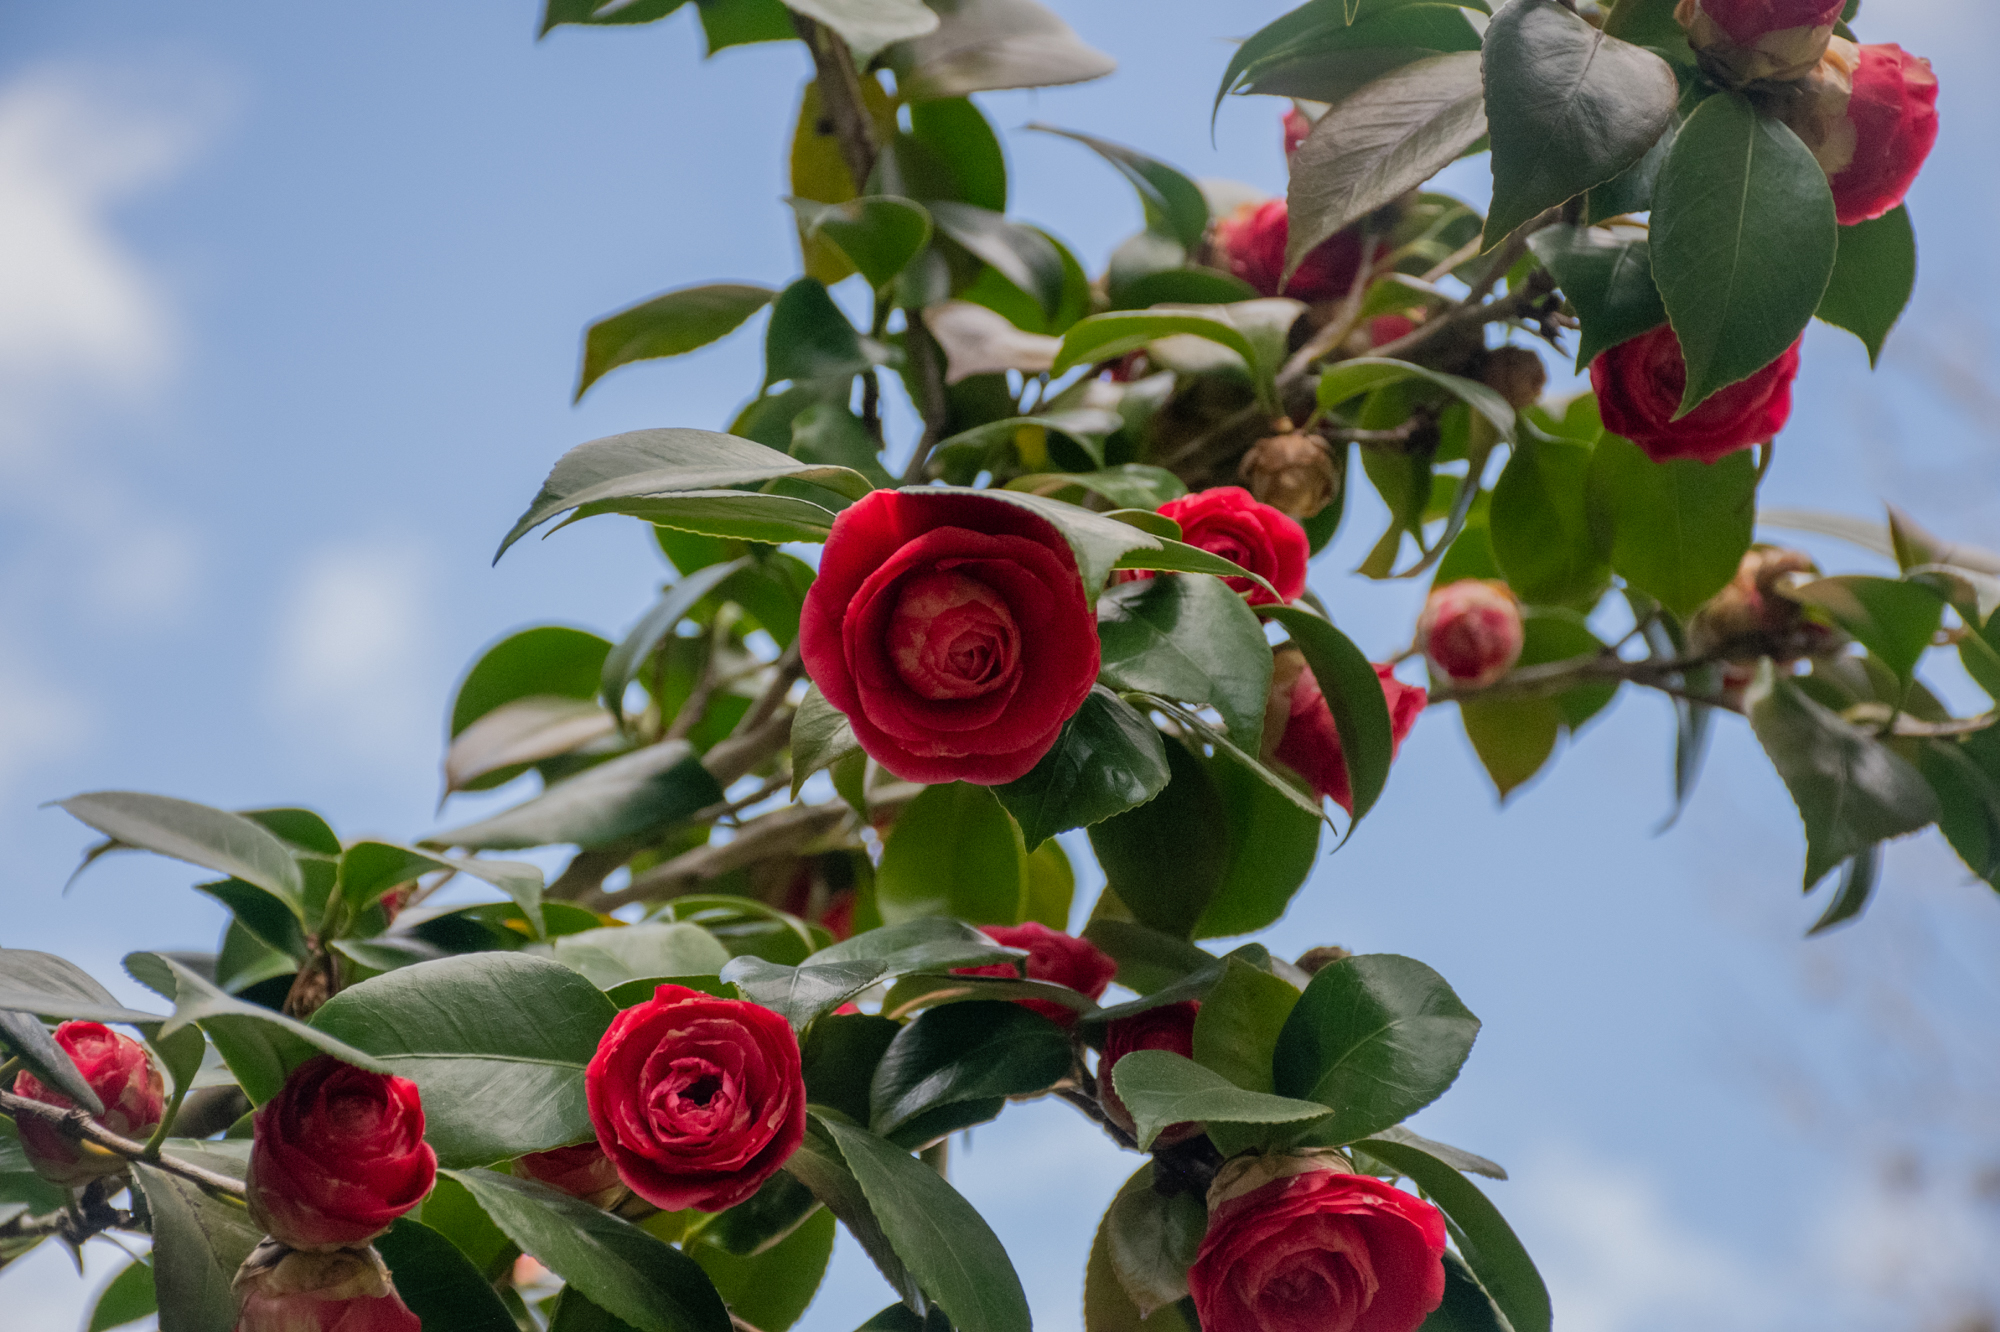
[[1212, 201, 1371, 305], [1419, 580, 1524, 689], [1777, 38, 1939, 226], [1238, 424, 1338, 520], [515, 1142, 626, 1210], [1477, 346, 1547, 410], [1688, 547, 1843, 664], [12, 1021, 165, 1186], [1674, 0, 1842, 84], [1283, 108, 1313, 159], [1294, 945, 1353, 976], [233, 1241, 420, 1332], [1098, 1002, 1200, 1146]]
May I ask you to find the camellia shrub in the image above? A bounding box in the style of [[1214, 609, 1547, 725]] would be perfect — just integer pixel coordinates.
[[0, 0, 1989, 1330]]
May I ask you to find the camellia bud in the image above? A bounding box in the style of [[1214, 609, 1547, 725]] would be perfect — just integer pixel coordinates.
[[233, 1240, 420, 1332], [1778, 38, 1939, 226], [1477, 346, 1547, 411], [1418, 580, 1524, 689], [1283, 107, 1312, 159], [1211, 200, 1371, 306], [515, 1142, 626, 1211], [11, 1021, 165, 1186], [1688, 547, 1843, 664], [1098, 1002, 1200, 1145], [1674, 0, 1843, 84], [1237, 422, 1338, 521]]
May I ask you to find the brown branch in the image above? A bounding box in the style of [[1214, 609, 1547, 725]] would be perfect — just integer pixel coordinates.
[[1429, 649, 1737, 709], [0, 1088, 245, 1196], [791, 14, 878, 191]]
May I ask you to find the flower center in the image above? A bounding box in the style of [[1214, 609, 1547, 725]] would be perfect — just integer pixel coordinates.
[[887, 570, 1021, 701]]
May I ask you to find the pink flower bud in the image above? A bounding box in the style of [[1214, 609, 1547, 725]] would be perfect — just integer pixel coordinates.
[[1211, 200, 1372, 305], [1263, 650, 1427, 813], [1419, 581, 1524, 689], [1779, 39, 1938, 226], [11, 1021, 165, 1185], [247, 1057, 436, 1250], [514, 1142, 627, 1210], [1675, 0, 1843, 83], [1283, 108, 1312, 159], [233, 1241, 420, 1332]]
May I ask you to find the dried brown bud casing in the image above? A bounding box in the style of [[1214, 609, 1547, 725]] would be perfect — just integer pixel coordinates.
[[1477, 346, 1547, 411], [1689, 547, 1845, 665], [1238, 426, 1337, 520]]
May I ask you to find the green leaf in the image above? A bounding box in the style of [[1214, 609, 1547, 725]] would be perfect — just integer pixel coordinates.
[[553, 924, 732, 989], [907, 99, 1007, 211], [312, 953, 616, 1167], [1008, 465, 1188, 511], [1923, 735, 2000, 888], [577, 283, 775, 400], [1459, 698, 1560, 798], [57, 791, 304, 907], [929, 201, 1067, 320], [1583, 115, 1677, 224], [242, 807, 343, 857], [0, 948, 166, 1025], [1816, 205, 1916, 365], [1490, 432, 1609, 606], [430, 740, 723, 851], [932, 410, 1124, 478], [1807, 844, 1881, 935], [542, 0, 687, 34], [1097, 575, 1273, 742], [1052, 307, 1284, 413], [869, 1001, 1071, 1136], [444, 1168, 730, 1332], [1191, 958, 1302, 1097], [887, 0, 1116, 101], [783, 1126, 925, 1312], [1418, 1253, 1515, 1332], [1086, 1171, 1197, 1332], [0, 1009, 104, 1114], [700, 0, 795, 48], [1027, 125, 1208, 251], [1522, 610, 1618, 729], [1317, 357, 1516, 443], [1481, 0, 1678, 246], [1189, 754, 1323, 940], [1588, 433, 1755, 618], [1103, 1162, 1207, 1317], [791, 684, 863, 799], [792, 196, 933, 290], [1112, 1050, 1332, 1150], [1107, 268, 1261, 311], [1600, 0, 1691, 57], [1358, 1136, 1551, 1332], [1783, 576, 1944, 682], [1747, 666, 1942, 889], [130, 1162, 263, 1332], [567, 491, 840, 546], [723, 918, 1020, 1029], [1366, 1123, 1508, 1179], [1272, 953, 1481, 1142], [134, 953, 386, 1105], [339, 841, 546, 936], [1526, 225, 1668, 370], [1236, 4, 1486, 107], [1650, 92, 1838, 413], [376, 1216, 519, 1332], [817, 1117, 1032, 1332], [877, 782, 1030, 925], [993, 686, 1171, 850], [690, 1207, 837, 1332], [602, 558, 752, 725], [1285, 51, 1488, 272], [767, 276, 879, 389], [87, 1259, 157, 1332], [1089, 737, 1228, 939], [450, 625, 612, 739], [1263, 605, 1397, 825], [787, 0, 938, 60], [498, 429, 872, 560]]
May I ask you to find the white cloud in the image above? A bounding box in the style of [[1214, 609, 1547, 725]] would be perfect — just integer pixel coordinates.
[[268, 540, 438, 761], [0, 652, 92, 797]]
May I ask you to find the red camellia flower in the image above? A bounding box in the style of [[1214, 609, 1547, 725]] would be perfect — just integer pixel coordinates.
[[1116, 487, 1308, 607], [11, 1021, 165, 1185], [1418, 581, 1524, 689], [515, 1142, 626, 1210], [1825, 44, 1940, 225], [1265, 652, 1426, 814], [799, 489, 1100, 785], [1188, 1166, 1448, 1332], [955, 922, 1118, 1025], [1212, 200, 1371, 306], [1283, 108, 1312, 158], [246, 1057, 436, 1250], [1675, 0, 1842, 82], [1098, 1001, 1200, 1143], [234, 1242, 420, 1332], [585, 984, 806, 1213], [1590, 325, 1800, 464]]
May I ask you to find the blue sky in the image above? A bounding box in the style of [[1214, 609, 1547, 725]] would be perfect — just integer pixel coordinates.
[[2, 1, 1998, 1328]]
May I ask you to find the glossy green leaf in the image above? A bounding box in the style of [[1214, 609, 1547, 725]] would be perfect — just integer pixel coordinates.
[[690, 1207, 837, 1332], [907, 98, 1007, 210], [1366, 1123, 1508, 1179], [878, 782, 1029, 925], [1922, 734, 2000, 888], [376, 1216, 518, 1332], [1028, 125, 1207, 250], [57, 791, 304, 907], [1085, 1168, 1197, 1332], [339, 841, 545, 936], [929, 201, 1066, 320], [1317, 357, 1516, 443], [1097, 575, 1272, 742], [1784, 575, 1944, 682], [887, 0, 1116, 101], [0, 947, 166, 1025], [1103, 1162, 1207, 1317], [767, 276, 879, 389], [450, 626, 612, 739], [1588, 433, 1755, 617], [0, 1009, 103, 1114], [722, 917, 1020, 1029], [542, 0, 687, 34], [568, 491, 839, 546], [1285, 51, 1487, 271], [783, 1126, 925, 1312], [1748, 666, 1941, 889], [1272, 953, 1481, 1142], [132, 1161, 262, 1332], [792, 196, 934, 290], [790, 684, 863, 799], [553, 924, 732, 989], [86, 1258, 157, 1332], [499, 429, 871, 560], [1816, 205, 1916, 365], [429, 740, 723, 851], [1420, 1253, 1515, 1332], [1583, 115, 1677, 224], [817, 1117, 1032, 1332], [445, 1167, 730, 1332], [1089, 737, 1228, 939], [1238, 4, 1485, 107], [1481, 0, 1678, 246], [577, 283, 775, 400], [1189, 753, 1323, 940], [1052, 311, 1264, 403], [1651, 92, 1837, 412], [1112, 1050, 1331, 1150], [1191, 958, 1302, 1097], [700, 0, 795, 49], [312, 953, 616, 1166], [1600, 0, 1691, 58], [1008, 465, 1188, 511], [1263, 605, 1396, 825], [1490, 432, 1609, 606], [1360, 1136, 1550, 1332], [994, 686, 1171, 850], [869, 1001, 1071, 1136], [1459, 698, 1561, 798], [1527, 225, 1667, 369], [1807, 844, 1881, 935], [602, 558, 752, 725]]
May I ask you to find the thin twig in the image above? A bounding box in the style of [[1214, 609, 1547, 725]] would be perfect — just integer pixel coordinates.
[[0, 1089, 245, 1197], [1429, 649, 1734, 707], [901, 317, 952, 483], [1053, 1087, 1140, 1152]]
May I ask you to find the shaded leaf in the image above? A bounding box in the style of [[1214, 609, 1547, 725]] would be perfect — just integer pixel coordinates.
[[1112, 1050, 1331, 1150], [57, 791, 304, 907], [577, 284, 775, 400], [429, 740, 723, 851], [869, 1001, 1071, 1136], [1588, 433, 1755, 618], [888, 0, 1116, 100], [878, 782, 1028, 925], [994, 686, 1171, 850], [602, 558, 753, 725]]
